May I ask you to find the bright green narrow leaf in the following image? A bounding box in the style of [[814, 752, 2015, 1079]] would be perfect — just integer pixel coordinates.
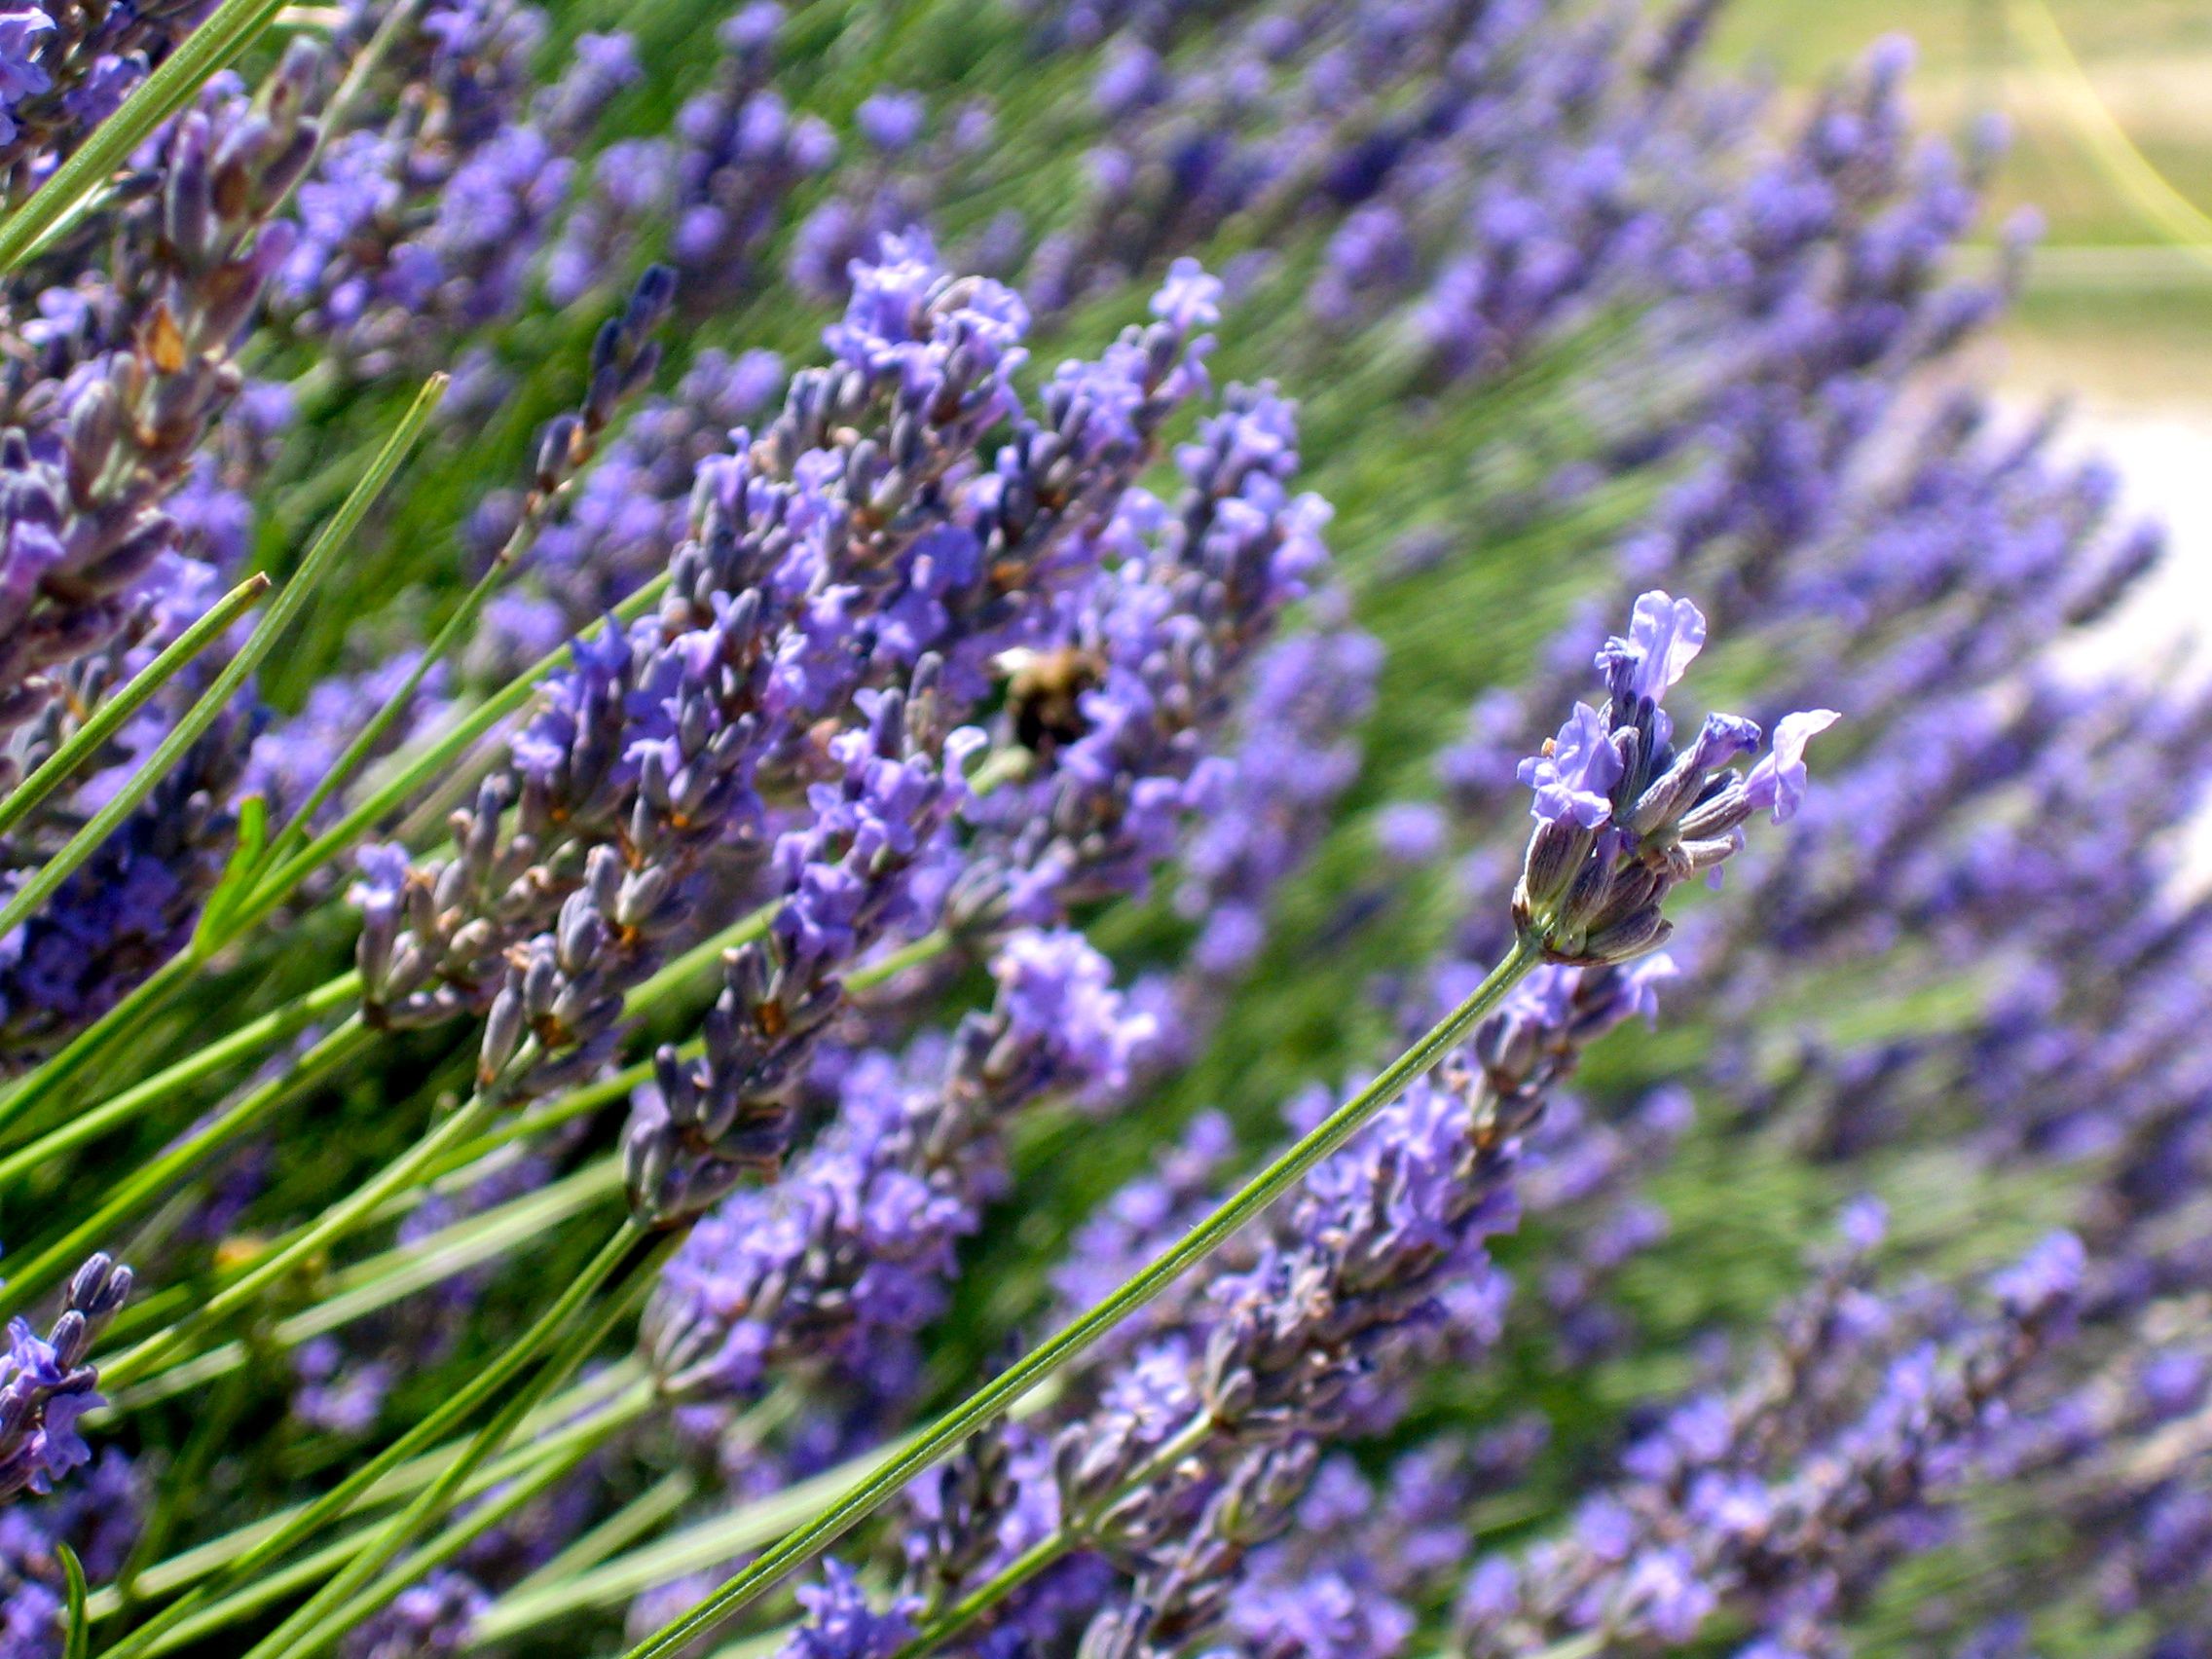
[[0, 573, 270, 842], [59, 1543, 90, 1659], [193, 793, 269, 949], [0, 375, 445, 954], [0, 0, 290, 273]]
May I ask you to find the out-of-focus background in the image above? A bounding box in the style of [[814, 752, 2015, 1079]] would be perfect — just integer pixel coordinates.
[[1725, 0, 2212, 645]]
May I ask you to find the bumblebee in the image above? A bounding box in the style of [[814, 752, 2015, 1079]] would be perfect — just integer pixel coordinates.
[[1000, 645, 1105, 756]]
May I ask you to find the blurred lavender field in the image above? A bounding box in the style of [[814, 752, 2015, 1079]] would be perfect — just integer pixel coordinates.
[[3, 1, 2212, 1657], [1732, 0, 2212, 662]]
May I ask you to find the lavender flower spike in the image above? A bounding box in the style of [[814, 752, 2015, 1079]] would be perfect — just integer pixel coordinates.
[[1514, 590, 1838, 964], [0, 1252, 132, 1497], [0, 40, 324, 734]]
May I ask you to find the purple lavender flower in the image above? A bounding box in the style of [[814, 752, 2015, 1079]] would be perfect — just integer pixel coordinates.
[[0, 42, 321, 736], [654, 12, 837, 313], [1, 712, 252, 1072], [472, 250, 1223, 1216], [1453, 1230, 2081, 1659], [0, 0, 213, 198], [781, 1560, 914, 1659], [948, 371, 1333, 941], [0, 1448, 140, 1654], [1744, 708, 1843, 823], [1610, 589, 1709, 702], [856, 91, 925, 153], [531, 29, 637, 147], [1172, 624, 1380, 979], [366, 240, 1216, 1074], [0, 1253, 132, 1498], [0, 7, 54, 144], [241, 653, 452, 830], [341, 1569, 487, 1659], [1512, 590, 1836, 964], [644, 927, 1159, 1395], [276, 0, 580, 375], [1518, 701, 1623, 829]]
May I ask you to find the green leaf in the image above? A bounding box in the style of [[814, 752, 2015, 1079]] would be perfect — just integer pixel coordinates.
[[194, 793, 269, 951], [0, 573, 270, 843], [0, 374, 445, 956], [59, 1543, 91, 1659], [0, 0, 290, 274]]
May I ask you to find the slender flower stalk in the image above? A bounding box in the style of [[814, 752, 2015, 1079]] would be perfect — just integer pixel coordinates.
[[616, 934, 1544, 1659], [92, 1232, 665, 1659], [0, 1018, 369, 1302], [77, 1018, 450, 1389], [0, 570, 266, 831], [233, 1223, 675, 1659], [85, 1369, 653, 1639], [0, 0, 285, 270]]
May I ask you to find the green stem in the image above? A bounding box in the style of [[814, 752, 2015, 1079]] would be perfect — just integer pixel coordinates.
[[468, 1404, 968, 1643], [0, 971, 360, 1183], [0, 953, 194, 1145], [95, 1234, 654, 1659], [1, 1019, 370, 1306], [307, 1426, 601, 1651], [234, 570, 673, 934], [438, 1071, 650, 1174], [91, 1368, 647, 1627], [111, 1364, 251, 1608], [98, 1080, 496, 1391], [240, 1223, 671, 1659], [11, 816, 770, 1209], [30, 886, 789, 1362], [99, 1382, 651, 1653], [106, 1156, 623, 1410], [620, 935, 1544, 1659], [259, 556, 508, 874], [0, 379, 443, 951], [0, 573, 270, 839], [894, 1534, 1072, 1659], [500, 1469, 695, 1606], [0, 0, 289, 270], [856, 929, 954, 987], [59, 1544, 90, 1659]]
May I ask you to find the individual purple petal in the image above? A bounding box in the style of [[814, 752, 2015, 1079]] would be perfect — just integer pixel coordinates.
[[1518, 702, 1623, 827], [1743, 708, 1841, 823]]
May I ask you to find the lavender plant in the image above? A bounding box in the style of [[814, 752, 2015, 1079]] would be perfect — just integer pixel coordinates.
[[0, 3, 2194, 1659]]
